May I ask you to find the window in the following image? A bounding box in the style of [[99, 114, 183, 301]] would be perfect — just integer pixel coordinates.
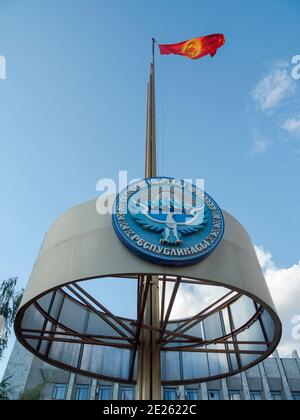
[[250, 391, 263, 401], [120, 386, 135, 400], [75, 384, 89, 400], [52, 384, 67, 400], [208, 390, 221, 400], [271, 391, 283, 400], [229, 391, 242, 400], [98, 385, 112, 400], [292, 393, 300, 401], [186, 389, 198, 400], [163, 388, 177, 400]]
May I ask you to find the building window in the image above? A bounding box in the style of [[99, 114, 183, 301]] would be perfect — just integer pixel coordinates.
[[75, 384, 89, 400], [52, 384, 67, 400], [186, 389, 198, 400], [292, 393, 300, 401], [98, 385, 112, 400], [208, 390, 221, 400], [271, 391, 283, 400], [229, 391, 242, 400], [163, 388, 177, 400], [120, 386, 135, 400], [250, 391, 263, 401]]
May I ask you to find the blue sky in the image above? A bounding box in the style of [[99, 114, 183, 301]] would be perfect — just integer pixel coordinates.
[[1, 0, 300, 379]]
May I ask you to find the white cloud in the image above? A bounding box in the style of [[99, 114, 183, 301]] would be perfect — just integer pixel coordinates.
[[251, 128, 271, 155], [281, 116, 300, 139], [255, 245, 274, 270], [252, 62, 296, 111], [168, 283, 228, 319], [255, 245, 300, 356]]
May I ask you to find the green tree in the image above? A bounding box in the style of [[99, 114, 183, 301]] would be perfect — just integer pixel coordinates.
[[0, 376, 13, 400], [0, 278, 23, 360], [19, 384, 44, 400]]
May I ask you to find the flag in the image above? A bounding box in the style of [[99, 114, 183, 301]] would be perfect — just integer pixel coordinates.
[[159, 34, 225, 60]]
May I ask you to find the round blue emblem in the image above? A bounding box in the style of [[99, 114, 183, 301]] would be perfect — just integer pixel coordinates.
[[112, 178, 224, 266]]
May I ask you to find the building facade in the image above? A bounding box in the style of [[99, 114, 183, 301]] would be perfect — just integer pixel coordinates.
[[3, 341, 300, 401]]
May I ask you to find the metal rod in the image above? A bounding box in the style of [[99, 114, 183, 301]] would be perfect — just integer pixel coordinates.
[[22, 334, 134, 349], [65, 285, 136, 344], [32, 301, 135, 349], [159, 277, 181, 340], [160, 276, 166, 329], [22, 329, 135, 341], [161, 347, 266, 355], [228, 305, 242, 370], [163, 291, 240, 343], [71, 283, 136, 337], [137, 38, 161, 400], [129, 276, 152, 382]]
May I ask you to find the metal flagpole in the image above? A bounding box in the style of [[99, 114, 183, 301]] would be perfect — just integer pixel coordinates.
[[137, 38, 161, 400], [145, 38, 157, 178]]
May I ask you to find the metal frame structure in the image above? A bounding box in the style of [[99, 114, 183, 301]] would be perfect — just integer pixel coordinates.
[[15, 273, 281, 386]]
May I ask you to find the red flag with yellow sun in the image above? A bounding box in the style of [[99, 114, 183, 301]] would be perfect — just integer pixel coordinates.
[[159, 34, 225, 60]]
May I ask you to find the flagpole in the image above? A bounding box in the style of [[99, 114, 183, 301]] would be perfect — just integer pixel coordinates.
[[137, 38, 161, 401], [152, 37, 156, 68], [145, 38, 157, 178]]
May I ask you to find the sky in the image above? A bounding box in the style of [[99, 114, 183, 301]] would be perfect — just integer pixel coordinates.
[[1, 0, 300, 379]]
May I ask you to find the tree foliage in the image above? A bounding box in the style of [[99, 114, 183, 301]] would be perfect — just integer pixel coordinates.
[[19, 384, 44, 400], [0, 376, 13, 400], [0, 278, 23, 360]]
